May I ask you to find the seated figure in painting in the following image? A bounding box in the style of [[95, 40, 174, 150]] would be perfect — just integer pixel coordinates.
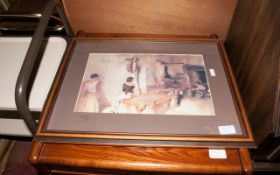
[[80, 73, 100, 112], [122, 77, 135, 98], [117, 77, 136, 113], [191, 81, 209, 98]]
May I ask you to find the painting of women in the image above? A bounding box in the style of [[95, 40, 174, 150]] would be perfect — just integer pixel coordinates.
[[74, 53, 215, 116], [79, 73, 100, 112]]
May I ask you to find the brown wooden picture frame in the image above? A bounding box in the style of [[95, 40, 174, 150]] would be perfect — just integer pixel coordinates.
[[35, 33, 254, 148]]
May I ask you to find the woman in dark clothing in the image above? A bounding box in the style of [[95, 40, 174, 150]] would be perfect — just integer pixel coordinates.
[[117, 77, 135, 113], [122, 77, 135, 96]]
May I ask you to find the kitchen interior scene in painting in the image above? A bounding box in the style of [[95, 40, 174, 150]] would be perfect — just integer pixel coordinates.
[[74, 53, 215, 115]]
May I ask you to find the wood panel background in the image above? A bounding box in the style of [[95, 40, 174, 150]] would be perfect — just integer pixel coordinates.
[[225, 0, 280, 150], [62, 0, 237, 40]]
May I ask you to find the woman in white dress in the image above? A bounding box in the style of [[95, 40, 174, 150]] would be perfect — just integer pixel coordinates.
[[81, 73, 100, 112]]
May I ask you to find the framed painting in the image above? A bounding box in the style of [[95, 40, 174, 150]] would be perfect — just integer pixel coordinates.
[[36, 34, 254, 148]]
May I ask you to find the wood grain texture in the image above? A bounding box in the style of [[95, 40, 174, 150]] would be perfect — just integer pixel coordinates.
[[51, 170, 109, 175], [225, 0, 280, 161], [28, 142, 43, 165], [217, 41, 254, 143], [32, 142, 245, 174], [62, 0, 237, 40], [238, 148, 253, 175]]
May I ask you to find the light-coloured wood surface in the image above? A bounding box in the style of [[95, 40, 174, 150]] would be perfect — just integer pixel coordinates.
[[62, 0, 237, 40]]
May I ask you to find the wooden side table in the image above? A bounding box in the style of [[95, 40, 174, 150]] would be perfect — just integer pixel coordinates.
[[27, 33, 254, 175], [29, 142, 252, 174]]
